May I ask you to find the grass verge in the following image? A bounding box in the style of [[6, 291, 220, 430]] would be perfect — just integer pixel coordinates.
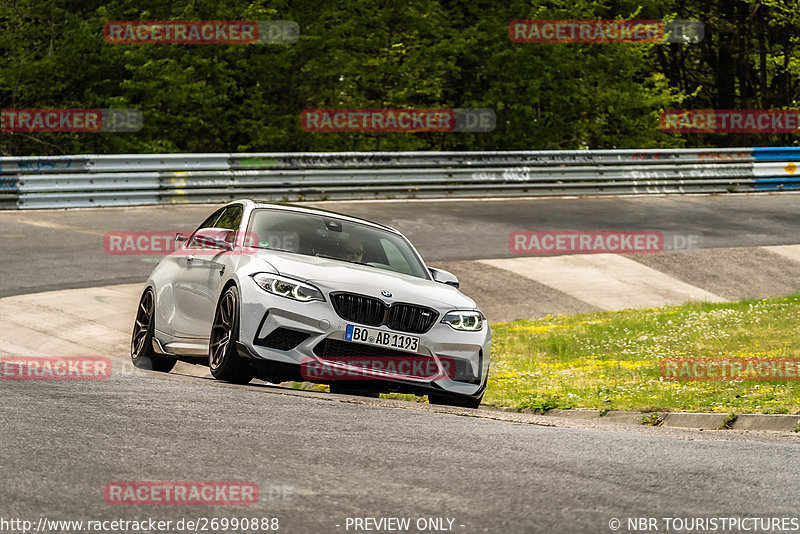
[[484, 295, 800, 414]]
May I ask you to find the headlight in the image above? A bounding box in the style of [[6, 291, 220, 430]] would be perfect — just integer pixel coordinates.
[[251, 273, 324, 302], [442, 311, 483, 331]]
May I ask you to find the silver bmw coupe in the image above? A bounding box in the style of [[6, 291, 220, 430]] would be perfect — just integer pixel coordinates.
[[131, 200, 490, 408]]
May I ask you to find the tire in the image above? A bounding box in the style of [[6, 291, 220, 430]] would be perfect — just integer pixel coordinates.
[[131, 288, 177, 373], [209, 285, 254, 384], [428, 392, 483, 409]]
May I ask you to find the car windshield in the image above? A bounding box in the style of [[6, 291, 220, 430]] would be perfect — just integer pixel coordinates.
[[249, 209, 429, 279]]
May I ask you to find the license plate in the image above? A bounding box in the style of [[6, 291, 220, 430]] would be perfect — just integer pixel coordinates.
[[345, 325, 420, 353]]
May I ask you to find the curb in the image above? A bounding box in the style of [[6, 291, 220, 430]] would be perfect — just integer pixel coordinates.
[[732, 413, 800, 432], [662, 412, 732, 430], [517, 409, 800, 432]]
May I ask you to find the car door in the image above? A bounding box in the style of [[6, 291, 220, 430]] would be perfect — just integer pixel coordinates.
[[155, 207, 223, 339], [172, 205, 243, 340]]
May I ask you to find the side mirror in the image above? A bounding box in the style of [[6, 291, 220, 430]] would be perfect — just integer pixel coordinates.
[[429, 267, 459, 288], [175, 233, 188, 244], [192, 228, 235, 251]]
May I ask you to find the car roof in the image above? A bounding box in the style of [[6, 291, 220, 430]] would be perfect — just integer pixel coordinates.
[[233, 199, 401, 234]]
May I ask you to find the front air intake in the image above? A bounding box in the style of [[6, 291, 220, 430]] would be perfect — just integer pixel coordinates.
[[255, 328, 311, 351]]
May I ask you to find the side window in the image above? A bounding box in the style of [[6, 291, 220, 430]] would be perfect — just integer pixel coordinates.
[[214, 205, 243, 232], [188, 205, 242, 249], [187, 208, 224, 249], [193, 208, 224, 235]]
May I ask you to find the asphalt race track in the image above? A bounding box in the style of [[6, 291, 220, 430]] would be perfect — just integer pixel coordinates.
[[3, 194, 800, 534], [4, 372, 800, 534]]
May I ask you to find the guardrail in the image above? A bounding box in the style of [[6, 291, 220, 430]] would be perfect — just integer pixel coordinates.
[[0, 147, 798, 209]]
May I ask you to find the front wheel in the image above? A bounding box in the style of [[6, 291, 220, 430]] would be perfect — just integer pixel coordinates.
[[131, 288, 177, 373], [428, 392, 483, 409], [209, 285, 254, 384]]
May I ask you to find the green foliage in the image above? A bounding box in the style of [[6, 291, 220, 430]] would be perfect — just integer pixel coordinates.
[[720, 413, 738, 429], [640, 412, 663, 426], [516, 394, 572, 412], [0, 0, 797, 154]]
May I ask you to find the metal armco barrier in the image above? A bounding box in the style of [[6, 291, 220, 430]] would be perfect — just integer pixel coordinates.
[[0, 147, 797, 209]]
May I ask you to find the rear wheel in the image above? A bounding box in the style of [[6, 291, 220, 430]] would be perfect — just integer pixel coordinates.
[[428, 392, 483, 409], [209, 285, 254, 384], [131, 288, 176, 373]]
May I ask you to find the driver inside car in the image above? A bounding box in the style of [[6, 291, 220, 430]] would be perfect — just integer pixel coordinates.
[[341, 235, 366, 263]]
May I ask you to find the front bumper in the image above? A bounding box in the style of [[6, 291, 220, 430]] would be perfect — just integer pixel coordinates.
[[238, 278, 490, 399]]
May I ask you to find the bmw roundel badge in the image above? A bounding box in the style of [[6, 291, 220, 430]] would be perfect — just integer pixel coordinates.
[[381, 290, 392, 297]]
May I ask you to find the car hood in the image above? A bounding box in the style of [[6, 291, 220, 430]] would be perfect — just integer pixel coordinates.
[[256, 252, 476, 310]]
